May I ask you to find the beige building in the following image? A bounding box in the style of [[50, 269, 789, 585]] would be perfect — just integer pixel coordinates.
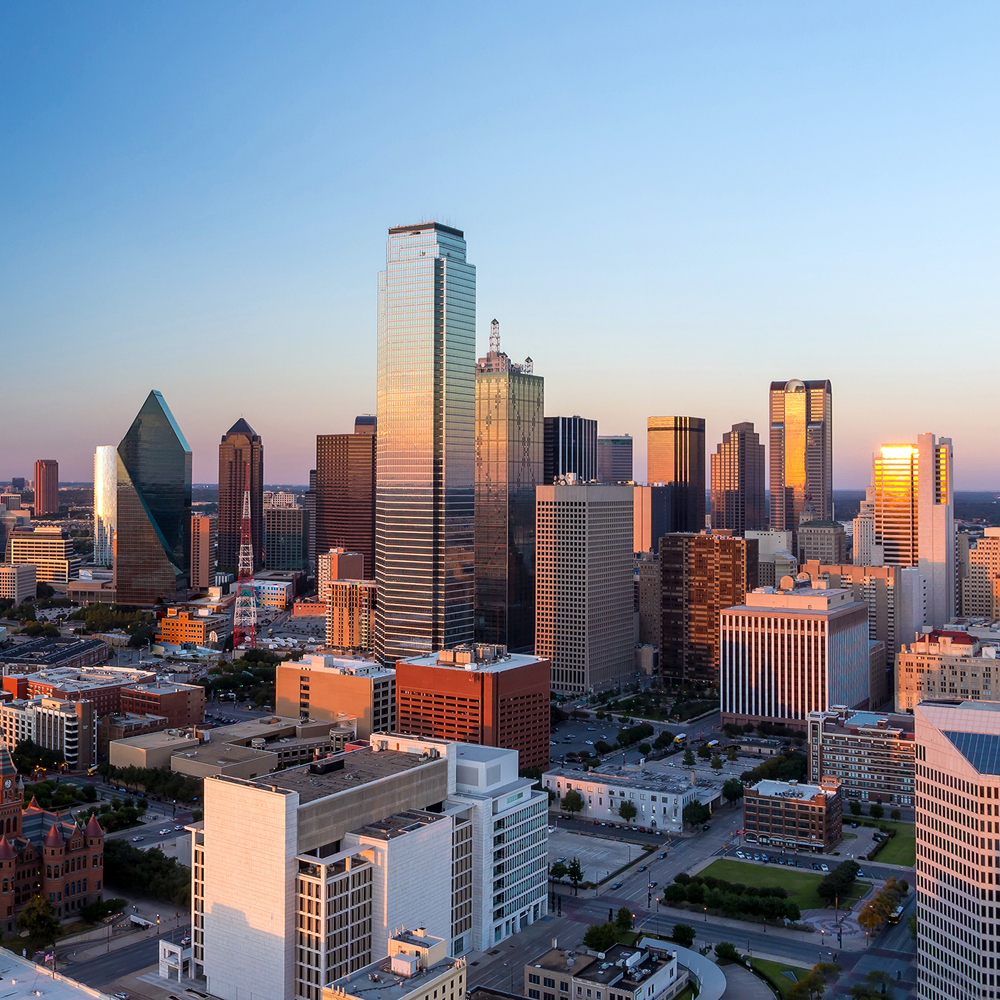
[[796, 520, 846, 565], [170, 741, 279, 779], [896, 629, 1000, 712], [6, 526, 81, 586], [535, 481, 634, 695], [961, 527, 1000, 618], [746, 529, 794, 588], [109, 729, 201, 769], [0, 562, 36, 606], [327, 579, 376, 651], [191, 513, 217, 590], [0, 695, 96, 770]]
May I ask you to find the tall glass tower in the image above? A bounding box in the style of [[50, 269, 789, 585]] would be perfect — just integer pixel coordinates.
[[374, 222, 476, 663], [710, 422, 765, 536], [115, 390, 192, 606], [647, 416, 706, 532], [93, 445, 117, 566]]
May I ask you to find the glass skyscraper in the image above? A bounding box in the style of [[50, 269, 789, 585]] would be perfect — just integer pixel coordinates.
[[115, 390, 192, 606], [710, 421, 765, 536], [374, 222, 476, 663], [218, 418, 263, 573], [93, 445, 117, 566], [474, 321, 544, 651], [647, 416, 706, 532]]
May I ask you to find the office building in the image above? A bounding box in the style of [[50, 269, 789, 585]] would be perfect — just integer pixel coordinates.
[[710, 421, 765, 536], [275, 653, 395, 736], [156, 607, 230, 648], [7, 526, 81, 587], [895, 630, 1000, 712], [191, 735, 548, 999], [962, 528, 1000, 618], [252, 573, 295, 609], [597, 434, 633, 483], [633, 485, 671, 555], [797, 520, 847, 565], [0, 638, 111, 675], [870, 434, 954, 627], [543, 416, 597, 485], [190, 512, 217, 590], [0, 696, 96, 770], [327, 580, 377, 651], [265, 503, 306, 571], [0, 493, 20, 511], [0, 744, 104, 932], [97, 711, 170, 761], [9, 477, 24, 492], [264, 491, 298, 508], [743, 777, 842, 853], [912, 700, 1000, 1000], [305, 468, 317, 574], [217, 418, 263, 573], [33, 459, 59, 516], [318, 548, 366, 600], [474, 322, 544, 649], [768, 379, 833, 533], [807, 708, 915, 805], [116, 390, 192, 606], [746, 529, 795, 588], [120, 678, 206, 727], [720, 578, 870, 731], [647, 416, 706, 533], [395, 644, 551, 770], [535, 482, 634, 695], [660, 531, 757, 685], [316, 419, 377, 579], [636, 552, 662, 648], [375, 223, 476, 664], [0, 562, 36, 606], [93, 445, 117, 566]]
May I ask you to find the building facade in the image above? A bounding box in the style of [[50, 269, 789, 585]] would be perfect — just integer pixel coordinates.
[[0, 563, 36, 606], [317, 548, 366, 601], [93, 445, 117, 566], [33, 459, 59, 516], [543, 416, 597, 485], [633, 485, 672, 556], [768, 379, 833, 532], [120, 679, 206, 727], [896, 630, 1000, 713], [961, 527, 1000, 618], [7, 527, 81, 586], [157, 607, 230, 647], [710, 421, 765, 536], [326, 580, 376, 652], [218, 418, 264, 574], [797, 521, 846, 566], [190, 512, 217, 590], [116, 390, 192, 606], [647, 416, 706, 533], [743, 778, 842, 852], [597, 435, 633, 484], [535, 482, 634, 695], [265, 503, 307, 571], [375, 223, 476, 665]]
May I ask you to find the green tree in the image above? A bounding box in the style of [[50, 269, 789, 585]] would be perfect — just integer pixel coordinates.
[[722, 779, 743, 806], [714, 941, 741, 962], [697, 743, 711, 759], [550, 861, 568, 881], [849, 799, 862, 816], [710, 754, 723, 770], [583, 922, 619, 952], [567, 857, 584, 895], [618, 800, 637, 824], [683, 801, 711, 827], [561, 789, 584, 815], [869, 802, 884, 820], [615, 906, 634, 931], [891, 808, 901, 821], [662, 883, 687, 904], [638, 743, 651, 756], [671, 923, 695, 947], [682, 748, 695, 766], [725, 745, 738, 762], [18, 895, 60, 944]]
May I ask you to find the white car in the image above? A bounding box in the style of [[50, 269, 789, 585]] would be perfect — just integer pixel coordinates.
[[159, 828, 171, 835], [585, 740, 594, 745], [821, 864, 830, 872]]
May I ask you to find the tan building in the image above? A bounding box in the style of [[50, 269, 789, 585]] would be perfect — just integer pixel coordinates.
[[66, 578, 116, 605], [325, 928, 465, 1000], [0, 695, 96, 770], [170, 741, 279, 779], [743, 777, 842, 853], [0, 562, 36, 606], [961, 527, 1000, 618], [6, 526, 81, 586], [807, 708, 915, 805], [327, 579, 376, 651], [896, 629, 1000, 712], [97, 711, 170, 761], [275, 653, 395, 737], [796, 520, 847, 565], [157, 607, 230, 648], [191, 512, 217, 590], [110, 729, 201, 769]]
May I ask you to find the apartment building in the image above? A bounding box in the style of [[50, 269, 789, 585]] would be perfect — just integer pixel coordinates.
[[190, 512, 218, 590], [190, 735, 548, 1000], [0, 563, 36, 606], [275, 654, 395, 737], [0, 696, 96, 769], [327, 579, 376, 651], [395, 644, 551, 770], [806, 709, 916, 805], [962, 528, 1000, 618], [743, 778, 843, 853], [896, 630, 1000, 713], [157, 607, 230, 648]]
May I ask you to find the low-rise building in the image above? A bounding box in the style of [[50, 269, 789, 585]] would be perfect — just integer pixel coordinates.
[[541, 765, 703, 834], [252, 574, 295, 609], [743, 777, 842, 853], [0, 562, 36, 606], [120, 678, 206, 727], [896, 629, 1000, 712], [97, 711, 171, 761], [170, 741, 280, 780], [806, 709, 915, 805], [110, 729, 202, 769], [157, 607, 230, 648], [0, 636, 110, 674], [2, 663, 152, 717], [65, 578, 116, 605]]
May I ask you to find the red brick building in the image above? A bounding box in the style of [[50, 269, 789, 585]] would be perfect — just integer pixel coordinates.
[[395, 644, 551, 770], [120, 680, 206, 728]]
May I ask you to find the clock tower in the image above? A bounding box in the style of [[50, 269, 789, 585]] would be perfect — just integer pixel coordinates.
[[0, 743, 21, 839]]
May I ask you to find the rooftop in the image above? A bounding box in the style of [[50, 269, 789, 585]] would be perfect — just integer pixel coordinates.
[[0, 636, 109, 666], [329, 957, 459, 1000], [292, 653, 395, 678], [172, 743, 277, 767], [544, 764, 703, 796], [402, 645, 547, 673], [0, 949, 115, 999], [351, 808, 445, 841], [112, 730, 199, 750], [751, 779, 835, 800]]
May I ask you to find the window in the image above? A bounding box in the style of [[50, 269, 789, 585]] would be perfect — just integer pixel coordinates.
[[529, 976, 540, 985]]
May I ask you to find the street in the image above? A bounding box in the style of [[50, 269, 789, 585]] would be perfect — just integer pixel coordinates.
[[66, 923, 190, 993]]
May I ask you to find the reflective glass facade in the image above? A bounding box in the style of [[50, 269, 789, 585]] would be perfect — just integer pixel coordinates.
[[218, 418, 263, 573], [710, 422, 765, 535], [646, 416, 706, 532], [543, 416, 597, 484], [374, 223, 476, 663], [93, 445, 117, 566], [474, 354, 544, 651], [116, 390, 192, 606]]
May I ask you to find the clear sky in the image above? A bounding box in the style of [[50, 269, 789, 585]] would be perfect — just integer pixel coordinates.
[[3, 2, 998, 488]]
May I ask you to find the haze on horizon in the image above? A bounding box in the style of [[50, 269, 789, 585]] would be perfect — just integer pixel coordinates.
[[3, 3, 998, 490]]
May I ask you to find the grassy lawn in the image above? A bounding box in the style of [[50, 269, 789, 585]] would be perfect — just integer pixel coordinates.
[[750, 958, 810, 999], [699, 858, 867, 910], [871, 821, 916, 866]]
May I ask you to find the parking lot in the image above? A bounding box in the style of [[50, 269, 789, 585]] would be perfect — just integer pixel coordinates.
[[547, 828, 637, 883]]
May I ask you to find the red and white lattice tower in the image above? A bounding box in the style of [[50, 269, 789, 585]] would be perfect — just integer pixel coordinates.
[[232, 465, 257, 650]]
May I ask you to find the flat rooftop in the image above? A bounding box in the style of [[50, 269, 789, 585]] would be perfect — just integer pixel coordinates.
[[0, 950, 112, 999], [752, 779, 830, 800], [545, 764, 704, 795], [351, 808, 445, 841], [331, 956, 459, 1000], [210, 716, 354, 745], [0, 636, 109, 666], [527, 948, 596, 976], [401, 650, 546, 673], [173, 743, 276, 766], [114, 730, 199, 750], [292, 654, 394, 678]]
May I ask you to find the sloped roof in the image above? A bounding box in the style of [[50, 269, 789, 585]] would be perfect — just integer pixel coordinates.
[[84, 813, 105, 837], [225, 417, 258, 438], [0, 836, 15, 860], [43, 824, 64, 848]]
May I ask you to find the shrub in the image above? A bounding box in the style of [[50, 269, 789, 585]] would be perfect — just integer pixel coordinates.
[[714, 941, 742, 962], [672, 923, 695, 947]]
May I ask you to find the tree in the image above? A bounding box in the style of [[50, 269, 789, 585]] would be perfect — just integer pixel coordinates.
[[18, 895, 60, 944], [857, 899, 886, 937], [908, 913, 917, 941], [890, 808, 901, 821], [849, 799, 862, 816], [714, 941, 741, 962], [663, 883, 687, 904], [682, 801, 711, 827], [567, 857, 584, 895], [618, 800, 637, 824], [615, 906, 634, 931], [682, 749, 695, 766], [726, 745, 738, 762], [869, 802, 884, 820], [672, 923, 695, 947], [722, 779, 743, 806], [584, 922, 619, 951], [561, 789, 584, 815], [848, 970, 896, 999], [550, 861, 568, 881], [595, 741, 614, 755], [697, 743, 711, 760], [710, 754, 723, 770], [638, 743, 651, 756], [898, 879, 909, 895]]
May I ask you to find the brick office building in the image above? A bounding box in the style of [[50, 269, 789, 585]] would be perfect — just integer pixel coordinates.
[[395, 644, 551, 770], [120, 680, 205, 728], [743, 777, 843, 853]]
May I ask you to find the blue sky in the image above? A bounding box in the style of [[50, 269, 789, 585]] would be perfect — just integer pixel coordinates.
[[3, 1, 998, 487]]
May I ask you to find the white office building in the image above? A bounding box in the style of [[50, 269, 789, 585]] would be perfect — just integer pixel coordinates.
[[93, 445, 117, 567]]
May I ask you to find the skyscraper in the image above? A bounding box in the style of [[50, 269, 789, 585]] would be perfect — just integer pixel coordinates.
[[870, 433, 954, 627], [375, 222, 476, 664], [190, 512, 217, 590], [218, 419, 263, 573], [768, 379, 833, 531], [647, 416, 706, 532], [115, 390, 192, 606], [93, 445, 117, 566], [597, 435, 633, 483], [33, 459, 59, 517], [316, 417, 376, 578], [474, 320, 544, 650], [710, 421, 765, 535], [543, 416, 597, 484]]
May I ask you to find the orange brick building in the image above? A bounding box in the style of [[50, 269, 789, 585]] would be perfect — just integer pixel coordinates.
[[157, 607, 230, 647], [395, 644, 550, 770], [120, 680, 205, 728]]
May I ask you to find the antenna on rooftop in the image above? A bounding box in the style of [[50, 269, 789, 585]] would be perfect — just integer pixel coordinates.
[[490, 318, 500, 354]]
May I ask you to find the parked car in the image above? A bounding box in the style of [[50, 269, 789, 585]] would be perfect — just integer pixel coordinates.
[[736, 850, 745, 858], [702, 824, 711, 831], [821, 864, 830, 872], [752, 854, 760, 861], [812, 863, 821, 870], [851, 822, 859, 828], [796, 862, 804, 868]]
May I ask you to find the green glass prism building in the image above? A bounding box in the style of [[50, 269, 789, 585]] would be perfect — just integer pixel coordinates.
[[115, 390, 192, 606], [374, 222, 476, 663]]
